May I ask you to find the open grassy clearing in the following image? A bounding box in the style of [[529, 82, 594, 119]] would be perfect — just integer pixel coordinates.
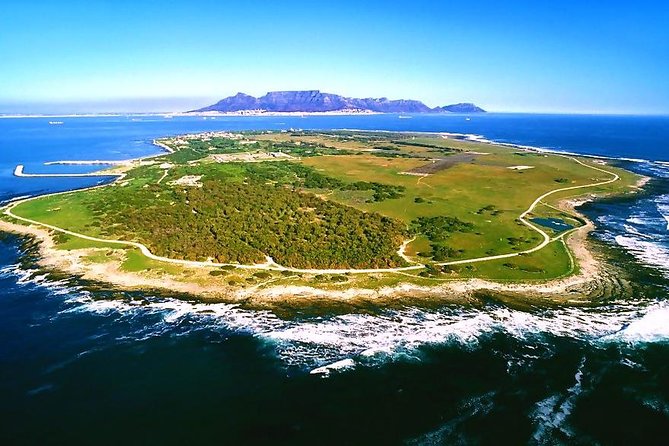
[[299, 146, 634, 268]]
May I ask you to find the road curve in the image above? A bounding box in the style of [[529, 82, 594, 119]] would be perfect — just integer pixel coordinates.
[[436, 156, 619, 266], [3, 202, 424, 274], [3, 155, 619, 275]]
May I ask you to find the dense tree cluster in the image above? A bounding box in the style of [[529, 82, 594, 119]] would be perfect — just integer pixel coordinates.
[[393, 140, 457, 153], [188, 137, 246, 153], [78, 134, 437, 269], [410, 216, 475, 261], [181, 137, 357, 160], [273, 142, 355, 157], [410, 216, 474, 243], [86, 176, 407, 269], [428, 244, 465, 261], [476, 204, 503, 216], [372, 151, 418, 159], [341, 180, 405, 201], [231, 162, 406, 202]]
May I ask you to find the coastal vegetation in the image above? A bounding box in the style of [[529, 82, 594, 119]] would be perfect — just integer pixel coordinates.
[[2, 130, 642, 294], [88, 178, 407, 268]]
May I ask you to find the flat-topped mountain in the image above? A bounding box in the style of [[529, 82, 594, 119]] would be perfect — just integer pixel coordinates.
[[190, 90, 485, 114]]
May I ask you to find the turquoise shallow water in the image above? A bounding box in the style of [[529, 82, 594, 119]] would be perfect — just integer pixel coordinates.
[[1, 114, 668, 445]]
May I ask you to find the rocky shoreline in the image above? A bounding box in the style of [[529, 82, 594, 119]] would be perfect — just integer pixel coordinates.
[[0, 194, 630, 308]]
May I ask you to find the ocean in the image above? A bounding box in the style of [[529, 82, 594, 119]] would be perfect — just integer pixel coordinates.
[[1, 114, 668, 445]]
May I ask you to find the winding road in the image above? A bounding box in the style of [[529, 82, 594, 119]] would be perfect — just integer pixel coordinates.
[[436, 156, 619, 266], [3, 155, 620, 275]]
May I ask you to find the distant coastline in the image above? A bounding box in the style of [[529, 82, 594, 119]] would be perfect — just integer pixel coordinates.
[[0, 110, 477, 119], [0, 113, 151, 119], [174, 109, 382, 117], [190, 90, 486, 115]]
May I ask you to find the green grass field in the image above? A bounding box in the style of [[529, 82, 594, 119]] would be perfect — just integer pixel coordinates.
[[5, 130, 641, 286], [299, 144, 635, 270]]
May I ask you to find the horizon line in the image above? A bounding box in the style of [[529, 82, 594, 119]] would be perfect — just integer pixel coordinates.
[[1, 110, 668, 118]]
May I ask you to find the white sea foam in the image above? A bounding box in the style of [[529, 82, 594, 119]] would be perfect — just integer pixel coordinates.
[[1, 264, 38, 284], [531, 357, 586, 443], [607, 302, 669, 343], [619, 357, 645, 370], [656, 196, 669, 231], [2, 262, 668, 371], [625, 212, 661, 228], [626, 217, 647, 226], [54, 290, 669, 369], [617, 157, 648, 163], [615, 235, 669, 274], [0, 195, 33, 207], [310, 358, 356, 376], [642, 397, 669, 417], [2, 266, 82, 296], [596, 215, 613, 226], [406, 391, 496, 444], [641, 163, 669, 179], [623, 224, 656, 240], [26, 383, 55, 396]]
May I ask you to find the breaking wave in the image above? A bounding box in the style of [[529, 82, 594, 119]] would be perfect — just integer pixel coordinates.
[[531, 357, 586, 443], [608, 192, 669, 277], [615, 235, 669, 275], [2, 263, 668, 376], [657, 195, 669, 231], [588, 158, 669, 279]]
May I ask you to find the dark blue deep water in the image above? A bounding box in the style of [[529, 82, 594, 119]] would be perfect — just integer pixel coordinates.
[[1, 114, 668, 445]]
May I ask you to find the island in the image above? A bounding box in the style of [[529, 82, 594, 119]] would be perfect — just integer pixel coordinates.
[[0, 131, 644, 305], [188, 90, 486, 115]]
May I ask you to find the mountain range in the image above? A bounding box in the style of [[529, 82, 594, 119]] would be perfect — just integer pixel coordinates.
[[190, 90, 485, 114]]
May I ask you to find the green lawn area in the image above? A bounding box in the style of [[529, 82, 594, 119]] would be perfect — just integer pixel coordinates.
[[6, 131, 641, 284], [11, 192, 102, 237], [54, 234, 123, 251], [300, 149, 634, 266], [120, 248, 190, 276]]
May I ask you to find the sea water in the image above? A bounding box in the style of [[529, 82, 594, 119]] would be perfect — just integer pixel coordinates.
[[0, 114, 668, 445]]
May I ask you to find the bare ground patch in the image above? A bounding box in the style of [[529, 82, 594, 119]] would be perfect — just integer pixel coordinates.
[[403, 153, 479, 175]]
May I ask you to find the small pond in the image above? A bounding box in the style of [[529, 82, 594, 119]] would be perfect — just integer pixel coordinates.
[[531, 217, 574, 231]]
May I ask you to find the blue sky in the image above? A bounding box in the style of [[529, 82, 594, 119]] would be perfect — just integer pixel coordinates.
[[1, 0, 668, 113]]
